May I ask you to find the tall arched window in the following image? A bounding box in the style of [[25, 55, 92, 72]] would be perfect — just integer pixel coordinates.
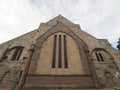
[[52, 34, 68, 68], [36, 32, 85, 75]]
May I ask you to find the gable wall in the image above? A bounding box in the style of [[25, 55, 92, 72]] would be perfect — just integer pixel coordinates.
[[0, 16, 120, 89]]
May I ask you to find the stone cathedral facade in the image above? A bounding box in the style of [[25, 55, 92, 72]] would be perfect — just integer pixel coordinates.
[[0, 15, 120, 90]]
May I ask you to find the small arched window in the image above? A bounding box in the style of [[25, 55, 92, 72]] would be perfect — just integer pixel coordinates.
[[95, 51, 104, 62], [92, 48, 113, 62], [9, 46, 24, 61]]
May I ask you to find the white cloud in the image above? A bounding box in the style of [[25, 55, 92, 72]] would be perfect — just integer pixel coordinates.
[[0, 0, 120, 48]]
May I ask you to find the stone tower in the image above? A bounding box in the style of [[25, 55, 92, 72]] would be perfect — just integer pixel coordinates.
[[0, 15, 120, 90]]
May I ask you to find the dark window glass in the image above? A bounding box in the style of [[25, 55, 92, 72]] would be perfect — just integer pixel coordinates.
[[64, 35, 68, 68], [95, 52, 100, 62], [99, 52, 104, 61], [95, 51, 104, 62], [52, 35, 57, 68], [58, 35, 62, 68]]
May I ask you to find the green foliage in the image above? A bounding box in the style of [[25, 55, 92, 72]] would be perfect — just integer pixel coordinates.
[[117, 38, 120, 50], [114, 87, 120, 90]]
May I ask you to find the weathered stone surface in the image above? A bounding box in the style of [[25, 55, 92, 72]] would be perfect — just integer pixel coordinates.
[[0, 15, 120, 90]]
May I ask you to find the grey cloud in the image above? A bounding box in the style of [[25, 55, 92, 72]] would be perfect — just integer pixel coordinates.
[[0, 0, 120, 48]]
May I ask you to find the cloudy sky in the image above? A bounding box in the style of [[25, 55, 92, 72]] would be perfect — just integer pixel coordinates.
[[0, 0, 120, 48]]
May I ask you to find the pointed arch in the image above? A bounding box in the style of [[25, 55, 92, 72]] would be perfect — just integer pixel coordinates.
[[91, 48, 114, 62], [35, 32, 86, 75], [25, 22, 99, 88], [0, 64, 10, 82], [0, 70, 12, 88], [29, 22, 91, 74]]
